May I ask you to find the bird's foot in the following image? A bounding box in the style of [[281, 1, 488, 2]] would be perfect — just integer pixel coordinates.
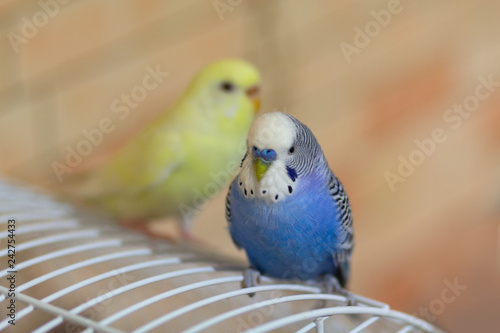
[[123, 219, 177, 243], [319, 274, 355, 306], [179, 229, 205, 244], [242, 267, 261, 297]]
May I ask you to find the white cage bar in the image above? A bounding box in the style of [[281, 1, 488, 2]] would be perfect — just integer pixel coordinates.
[[0, 180, 444, 332]]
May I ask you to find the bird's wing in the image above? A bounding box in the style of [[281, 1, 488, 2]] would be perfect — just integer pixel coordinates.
[[80, 128, 185, 200], [225, 183, 242, 249], [327, 172, 354, 286], [225, 184, 233, 224]]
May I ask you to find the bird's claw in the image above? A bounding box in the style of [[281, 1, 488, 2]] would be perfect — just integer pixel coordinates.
[[179, 228, 205, 244], [242, 267, 261, 297], [320, 274, 355, 306]]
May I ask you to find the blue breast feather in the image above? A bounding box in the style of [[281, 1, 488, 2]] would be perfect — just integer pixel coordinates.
[[229, 174, 343, 281]]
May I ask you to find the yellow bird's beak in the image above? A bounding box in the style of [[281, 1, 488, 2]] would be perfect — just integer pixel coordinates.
[[253, 158, 270, 182], [246, 85, 260, 113]]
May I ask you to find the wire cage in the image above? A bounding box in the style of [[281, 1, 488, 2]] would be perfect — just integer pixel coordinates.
[[0, 179, 442, 333]]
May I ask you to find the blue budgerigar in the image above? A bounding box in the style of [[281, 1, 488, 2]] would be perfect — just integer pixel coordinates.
[[226, 111, 354, 299]]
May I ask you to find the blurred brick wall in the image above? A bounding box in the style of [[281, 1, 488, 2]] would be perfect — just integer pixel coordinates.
[[1, 1, 500, 332]]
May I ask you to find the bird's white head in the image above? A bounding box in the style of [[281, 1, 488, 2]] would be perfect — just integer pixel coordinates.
[[238, 111, 323, 203], [247, 112, 297, 157]]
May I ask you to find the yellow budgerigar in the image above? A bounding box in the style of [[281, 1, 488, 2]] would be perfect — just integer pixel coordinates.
[[76, 59, 261, 240]]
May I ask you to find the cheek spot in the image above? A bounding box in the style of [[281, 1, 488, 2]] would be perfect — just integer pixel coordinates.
[[288, 186, 293, 194]]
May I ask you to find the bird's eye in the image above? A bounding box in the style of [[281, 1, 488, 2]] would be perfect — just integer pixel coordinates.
[[220, 81, 235, 92], [289, 146, 295, 154]]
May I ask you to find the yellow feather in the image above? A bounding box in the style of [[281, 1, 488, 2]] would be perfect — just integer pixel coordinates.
[[76, 59, 260, 236]]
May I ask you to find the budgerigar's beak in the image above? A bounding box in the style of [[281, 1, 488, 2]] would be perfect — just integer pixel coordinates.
[[254, 159, 270, 182], [246, 85, 260, 113], [252, 147, 276, 182]]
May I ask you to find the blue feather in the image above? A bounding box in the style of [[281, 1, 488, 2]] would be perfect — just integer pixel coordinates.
[[228, 172, 347, 282], [286, 166, 298, 182]]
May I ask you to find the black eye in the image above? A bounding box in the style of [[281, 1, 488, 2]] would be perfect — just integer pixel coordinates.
[[289, 146, 295, 154], [220, 81, 235, 92]]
